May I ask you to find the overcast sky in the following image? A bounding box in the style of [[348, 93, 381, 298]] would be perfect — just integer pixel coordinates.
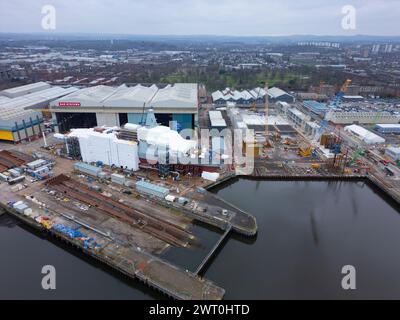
[[0, 0, 399, 36]]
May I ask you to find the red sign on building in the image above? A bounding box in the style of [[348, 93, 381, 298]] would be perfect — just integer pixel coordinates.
[[59, 102, 81, 107]]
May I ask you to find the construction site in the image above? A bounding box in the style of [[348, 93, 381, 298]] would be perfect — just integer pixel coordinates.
[[206, 81, 400, 183], [1, 80, 400, 299], [0, 129, 256, 300]]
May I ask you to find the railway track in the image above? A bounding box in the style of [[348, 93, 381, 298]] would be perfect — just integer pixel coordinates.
[[46, 174, 194, 247], [0, 150, 31, 172]]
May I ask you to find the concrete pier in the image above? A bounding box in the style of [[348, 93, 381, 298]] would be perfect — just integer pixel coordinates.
[[0, 201, 225, 300]]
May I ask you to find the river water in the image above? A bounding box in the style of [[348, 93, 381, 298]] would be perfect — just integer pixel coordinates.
[[1, 179, 400, 299], [207, 178, 400, 299]]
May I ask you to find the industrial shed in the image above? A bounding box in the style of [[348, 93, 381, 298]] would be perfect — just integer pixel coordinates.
[[0, 83, 78, 142], [267, 87, 295, 103], [385, 147, 400, 161], [303, 100, 330, 116], [212, 86, 295, 106], [49, 83, 198, 133], [375, 124, 400, 134], [344, 124, 385, 144], [67, 128, 140, 171], [1, 82, 51, 98]]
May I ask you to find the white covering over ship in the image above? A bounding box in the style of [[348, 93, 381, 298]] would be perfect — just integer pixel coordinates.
[[53, 109, 228, 182], [53, 109, 206, 171], [67, 128, 140, 171]]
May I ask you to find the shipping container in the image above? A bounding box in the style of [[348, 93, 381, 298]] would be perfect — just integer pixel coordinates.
[[27, 159, 47, 170], [136, 180, 169, 198], [8, 175, 25, 185], [8, 168, 21, 177], [74, 162, 102, 177], [111, 173, 126, 185], [97, 171, 109, 179]]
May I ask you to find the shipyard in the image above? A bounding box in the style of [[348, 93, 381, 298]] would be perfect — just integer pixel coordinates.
[[1, 1, 400, 301], [1, 75, 400, 299]]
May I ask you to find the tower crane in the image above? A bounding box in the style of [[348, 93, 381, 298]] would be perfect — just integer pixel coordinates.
[[264, 84, 273, 148], [250, 87, 262, 112], [315, 79, 352, 147], [330, 79, 352, 108]]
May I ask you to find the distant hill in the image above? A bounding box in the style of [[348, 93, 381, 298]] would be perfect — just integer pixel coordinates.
[[0, 32, 399, 44]]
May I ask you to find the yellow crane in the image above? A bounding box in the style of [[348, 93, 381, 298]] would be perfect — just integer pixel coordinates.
[[341, 79, 352, 92], [264, 84, 273, 148], [250, 87, 263, 112]]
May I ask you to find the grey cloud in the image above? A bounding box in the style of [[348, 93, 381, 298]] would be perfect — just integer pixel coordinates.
[[0, 0, 399, 36]]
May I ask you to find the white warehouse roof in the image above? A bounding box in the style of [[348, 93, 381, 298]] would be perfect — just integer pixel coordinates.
[[0, 86, 79, 126], [211, 91, 225, 101], [376, 124, 400, 128], [50, 83, 198, 112], [344, 124, 385, 144], [2, 86, 79, 110], [209, 110, 223, 120], [51, 85, 116, 107], [0, 96, 11, 103], [212, 86, 293, 102], [150, 83, 198, 110], [0, 81, 51, 98], [267, 87, 289, 98], [387, 146, 400, 155], [105, 84, 158, 108]]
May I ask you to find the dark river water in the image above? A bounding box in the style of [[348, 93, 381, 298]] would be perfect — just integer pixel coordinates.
[[1, 178, 400, 299]]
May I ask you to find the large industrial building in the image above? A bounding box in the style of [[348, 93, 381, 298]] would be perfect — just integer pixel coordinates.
[[287, 108, 309, 128], [375, 124, 400, 134], [212, 87, 295, 106], [385, 147, 400, 161], [49, 83, 199, 133], [325, 109, 400, 125], [303, 100, 330, 116], [66, 127, 140, 171], [57, 110, 198, 172], [267, 87, 296, 104], [344, 124, 385, 144], [0, 82, 78, 142], [324, 100, 400, 125]]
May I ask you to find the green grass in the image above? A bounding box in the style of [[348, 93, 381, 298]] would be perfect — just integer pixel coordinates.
[[255, 72, 300, 87], [160, 75, 183, 83]]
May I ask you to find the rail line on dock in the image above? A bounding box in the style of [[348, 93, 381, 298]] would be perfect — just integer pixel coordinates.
[[0, 202, 225, 300]]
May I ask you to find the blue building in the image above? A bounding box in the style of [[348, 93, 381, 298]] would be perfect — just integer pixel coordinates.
[[375, 124, 400, 134], [303, 100, 330, 116]]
